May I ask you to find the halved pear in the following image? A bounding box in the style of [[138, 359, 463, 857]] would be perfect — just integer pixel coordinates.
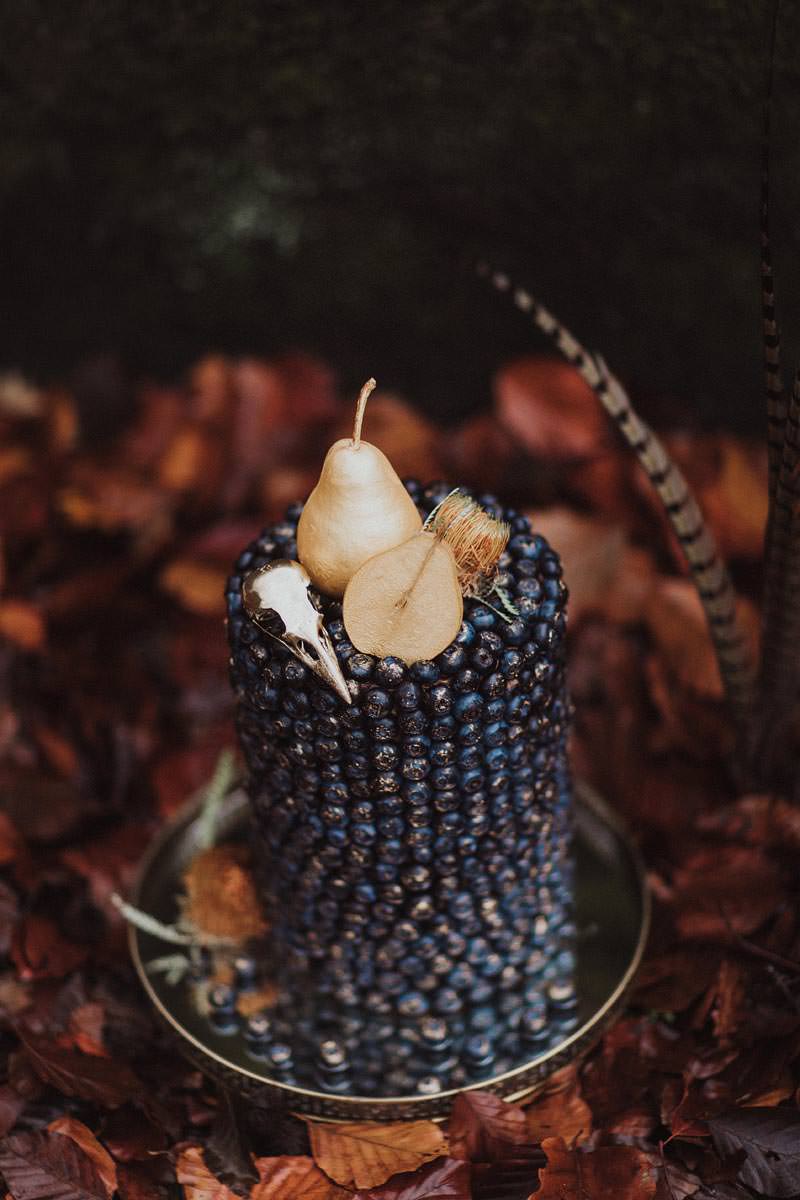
[[343, 530, 463, 663]]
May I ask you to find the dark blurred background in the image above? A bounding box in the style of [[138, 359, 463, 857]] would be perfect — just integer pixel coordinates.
[[1, 0, 798, 430]]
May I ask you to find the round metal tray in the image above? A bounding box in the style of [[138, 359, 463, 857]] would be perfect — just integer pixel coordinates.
[[128, 780, 649, 1120]]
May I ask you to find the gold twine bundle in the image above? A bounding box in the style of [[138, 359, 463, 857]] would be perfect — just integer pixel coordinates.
[[427, 491, 510, 595]]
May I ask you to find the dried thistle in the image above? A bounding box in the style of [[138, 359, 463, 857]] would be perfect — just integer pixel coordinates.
[[427, 490, 510, 595]]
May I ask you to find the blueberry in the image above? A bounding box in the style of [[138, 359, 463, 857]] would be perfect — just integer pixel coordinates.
[[402, 756, 430, 781], [376, 657, 407, 689], [399, 709, 426, 734], [411, 660, 439, 683], [458, 721, 481, 745], [464, 1033, 495, 1069], [208, 984, 236, 1012], [364, 689, 391, 719], [438, 645, 466, 675], [348, 653, 375, 680], [434, 986, 463, 1014], [372, 718, 396, 741], [454, 668, 481, 693], [429, 716, 454, 741], [427, 685, 452, 715], [267, 1042, 295, 1071], [471, 645, 497, 673], [372, 742, 399, 770], [516, 577, 543, 600], [502, 618, 527, 645], [454, 692, 483, 721], [482, 672, 505, 698], [404, 780, 432, 805], [431, 741, 456, 767], [470, 605, 496, 630], [454, 620, 477, 647], [509, 534, 540, 559], [404, 734, 431, 756], [431, 764, 458, 790], [458, 745, 481, 771], [397, 681, 422, 711]]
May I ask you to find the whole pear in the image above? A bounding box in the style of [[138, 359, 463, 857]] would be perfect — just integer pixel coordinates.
[[297, 380, 423, 596]]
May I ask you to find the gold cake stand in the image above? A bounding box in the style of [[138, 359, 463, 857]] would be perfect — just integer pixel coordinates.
[[128, 781, 649, 1121]]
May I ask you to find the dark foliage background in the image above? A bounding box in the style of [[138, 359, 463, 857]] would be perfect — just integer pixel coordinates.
[[2, 0, 800, 427]]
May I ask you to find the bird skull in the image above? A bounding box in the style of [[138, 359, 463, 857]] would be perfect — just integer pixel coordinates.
[[242, 560, 352, 704]]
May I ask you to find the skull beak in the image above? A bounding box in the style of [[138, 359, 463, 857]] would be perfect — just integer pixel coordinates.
[[296, 624, 352, 705], [310, 633, 353, 705]]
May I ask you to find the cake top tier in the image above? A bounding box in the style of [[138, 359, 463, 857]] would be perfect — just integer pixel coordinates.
[[230, 480, 568, 717]]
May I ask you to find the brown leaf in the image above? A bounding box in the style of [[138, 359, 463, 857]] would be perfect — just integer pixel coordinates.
[[11, 915, 87, 982], [160, 560, 227, 617], [177, 1146, 348, 1200], [68, 1002, 107, 1058], [672, 846, 782, 940], [355, 1157, 470, 1200], [0, 1129, 111, 1200], [117, 1163, 172, 1200], [709, 437, 768, 558], [708, 958, 747, 1047], [537, 1137, 658, 1200], [61, 823, 153, 914], [0, 880, 20, 956], [306, 1120, 448, 1190], [18, 1029, 149, 1112], [59, 465, 168, 533], [448, 1091, 530, 1162], [530, 508, 657, 625], [99, 1107, 167, 1162], [494, 356, 609, 461], [172, 1147, 230, 1200], [525, 1065, 592, 1146], [49, 1118, 118, 1199], [633, 948, 722, 1014], [0, 1086, 24, 1137], [642, 579, 759, 702], [0, 601, 46, 652]]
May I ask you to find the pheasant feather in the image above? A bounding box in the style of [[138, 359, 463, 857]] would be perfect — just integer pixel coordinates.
[[486, 269, 756, 732]]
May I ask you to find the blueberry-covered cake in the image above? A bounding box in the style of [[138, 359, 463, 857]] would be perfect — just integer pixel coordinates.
[[225, 467, 576, 1098]]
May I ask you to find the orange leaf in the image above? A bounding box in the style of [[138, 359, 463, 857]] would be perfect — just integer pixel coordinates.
[[0, 600, 45, 652], [160, 559, 227, 617], [176, 1147, 231, 1200], [525, 1065, 592, 1146], [49, 1116, 118, 1199], [306, 1120, 448, 1190], [537, 1137, 658, 1200], [11, 914, 87, 981], [177, 1146, 349, 1200], [448, 1091, 529, 1162]]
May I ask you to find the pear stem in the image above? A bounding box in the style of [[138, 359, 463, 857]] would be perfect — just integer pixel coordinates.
[[352, 377, 377, 448]]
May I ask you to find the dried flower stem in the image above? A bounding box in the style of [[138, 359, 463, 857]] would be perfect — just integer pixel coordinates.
[[111, 893, 236, 948], [194, 748, 238, 851]]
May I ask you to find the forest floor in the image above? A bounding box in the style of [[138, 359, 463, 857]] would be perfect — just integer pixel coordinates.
[[0, 354, 797, 1200]]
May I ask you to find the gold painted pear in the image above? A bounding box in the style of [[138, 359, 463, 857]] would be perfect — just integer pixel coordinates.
[[297, 379, 422, 597], [343, 530, 463, 663]]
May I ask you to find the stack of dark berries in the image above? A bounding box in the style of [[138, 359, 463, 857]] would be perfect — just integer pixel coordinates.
[[225, 481, 576, 1096]]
